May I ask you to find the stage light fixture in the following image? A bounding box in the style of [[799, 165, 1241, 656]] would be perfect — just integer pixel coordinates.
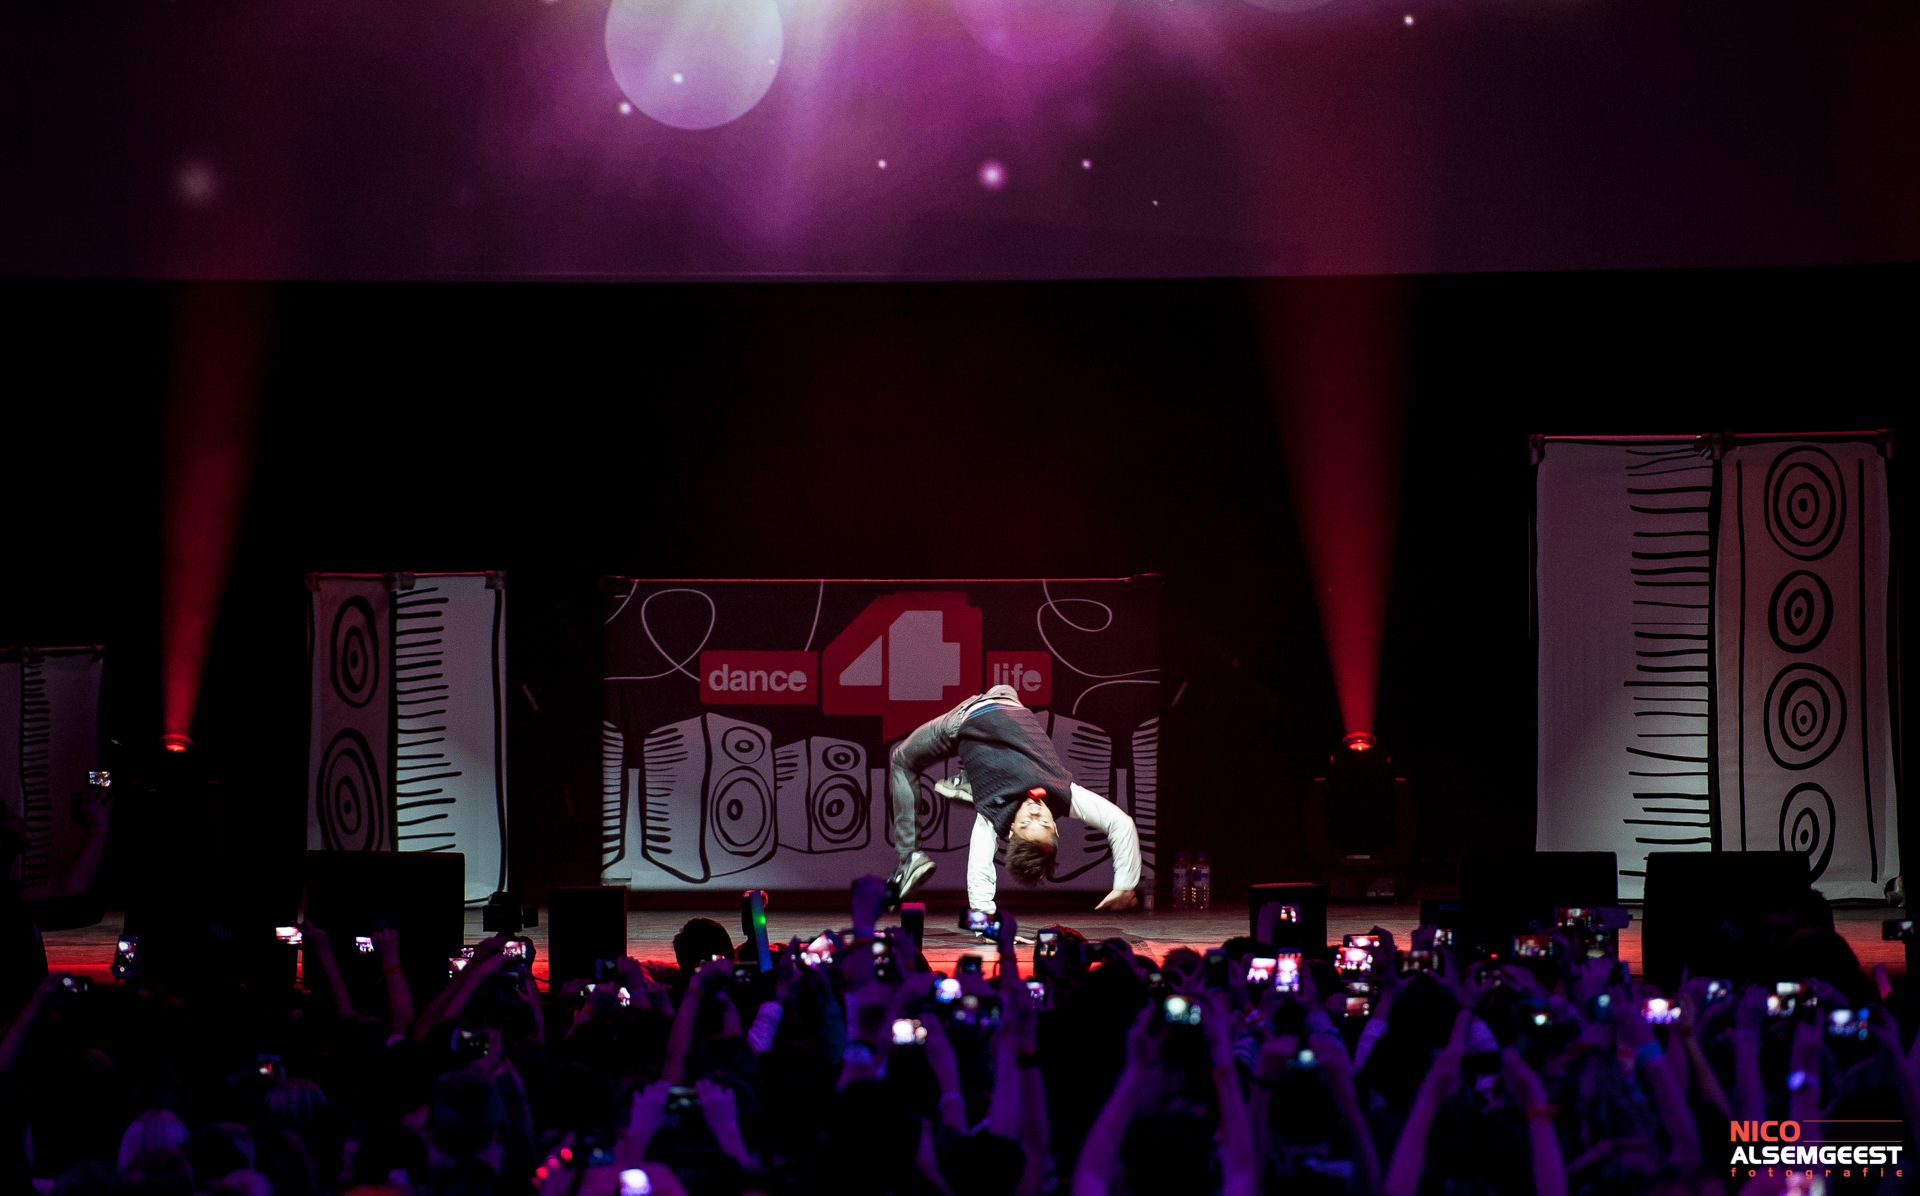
[[1344, 731, 1377, 752], [160, 733, 194, 753]]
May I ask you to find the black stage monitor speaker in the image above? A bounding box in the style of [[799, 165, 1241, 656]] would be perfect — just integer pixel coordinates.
[[549, 886, 630, 985], [1459, 852, 1617, 943], [1641, 851, 1811, 992], [1249, 883, 1328, 955], [304, 851, 465, 1007]]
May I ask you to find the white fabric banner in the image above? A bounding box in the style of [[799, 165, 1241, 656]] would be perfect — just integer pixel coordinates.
[[1536, 441, 1714, 899], [308, 577, 393, 852], [0, 648, 103, 888], [392, 573, 508, 903], [308, 573, 508, 903], [1714, 442, 1896, 899]]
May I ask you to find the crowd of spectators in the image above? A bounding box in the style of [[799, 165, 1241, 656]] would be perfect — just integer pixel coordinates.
[[4, 872, 1915, 1196]]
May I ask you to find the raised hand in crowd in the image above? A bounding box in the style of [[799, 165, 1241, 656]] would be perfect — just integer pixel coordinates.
[[695, 1078, 755, 1170], [1502, 1046, 1569, 1196], [1386, 1008, 1473, 1196], [371, 927, 413, 1036], [296, 919, 354, 1018]]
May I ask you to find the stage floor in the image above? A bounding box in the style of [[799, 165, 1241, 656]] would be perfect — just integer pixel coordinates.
[[40, 902, 1907, 987]]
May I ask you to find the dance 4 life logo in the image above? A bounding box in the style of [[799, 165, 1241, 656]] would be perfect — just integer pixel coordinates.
[[1727, 1120, 1905, 1178], [822, 592, 982, 738]]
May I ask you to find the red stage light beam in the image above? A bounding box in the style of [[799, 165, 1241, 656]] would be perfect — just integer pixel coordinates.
[[1261, 278, 1410, 738], [160, 284, 272, 750]]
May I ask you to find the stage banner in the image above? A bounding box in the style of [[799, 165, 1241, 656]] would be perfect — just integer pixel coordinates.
[[1715, 441, 1896, 900], [1535, 433, 1898, 901], [308, 572, 509, 903], [600, 579, 1161, 892], [1535, 440, 1716, 900], [0, 647, 104, 889], [309, 576, 393, 853]]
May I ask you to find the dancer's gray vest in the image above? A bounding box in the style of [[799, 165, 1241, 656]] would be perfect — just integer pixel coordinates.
[[956, 704, 1074, 837]]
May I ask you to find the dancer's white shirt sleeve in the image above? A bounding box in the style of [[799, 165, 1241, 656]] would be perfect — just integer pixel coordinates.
[[967, 813, 1001, 913], [1069, 783, 1141, 893]]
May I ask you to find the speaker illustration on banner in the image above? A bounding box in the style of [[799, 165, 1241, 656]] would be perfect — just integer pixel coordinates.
[[604, 578, 1161, 891], [640, 713, 779, 883], [308, 577, 394, 854], [601, 720, 629, 877], [1719, 441, 1893, 895], [774, 736, 871, 854]]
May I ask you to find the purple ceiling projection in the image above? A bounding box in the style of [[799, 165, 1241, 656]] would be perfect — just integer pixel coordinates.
[[1, 0, 1914, 278]]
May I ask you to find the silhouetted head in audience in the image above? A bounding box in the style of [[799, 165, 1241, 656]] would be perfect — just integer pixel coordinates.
[[118, 1149, 195, 1196], [673, 919, 737, 982]]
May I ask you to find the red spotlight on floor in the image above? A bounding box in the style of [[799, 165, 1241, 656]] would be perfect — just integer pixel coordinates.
[[1343, 731, 1377, 752], [160, 733, 194, 753]]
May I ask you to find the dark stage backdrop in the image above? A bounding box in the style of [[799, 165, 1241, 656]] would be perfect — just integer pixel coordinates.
[[0, 270, 1909, 910], [0, 647, 104, 890], [599, 578, 1158, 892]]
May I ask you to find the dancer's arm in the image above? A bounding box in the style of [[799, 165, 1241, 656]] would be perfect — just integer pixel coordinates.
[[1069, 784, 1139, 912], [968, 813, 1001, 913]]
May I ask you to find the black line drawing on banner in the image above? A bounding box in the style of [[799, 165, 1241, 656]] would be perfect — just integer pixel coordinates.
[[602, 720, 627, 872], [330, 596, 380, 707], [775, 737, 870, 853], [606, 587, 714, 682], [884, 752, 959, 852], [1131, 717, 1159, 883], [1765, 446, 1845, 561], [392, 588, 461, 850], [19, 658, 51, 886], [1763, 663, 1847, 771], [1618, 447, 1714, 857], [1036, 582, 1159, 715], [709, 716, 777, 865], [641, 717, 707, 881], [1767, 570, 1833, 655], [1779, 781, 1837, 881], [1039, 711, 1116, 880], [317, 728, 387, 852], [640, 713, 779, 882]]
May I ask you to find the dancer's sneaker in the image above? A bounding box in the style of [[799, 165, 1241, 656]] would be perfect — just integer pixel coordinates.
[[887, 851, 937, 906], [933, 773, 973, 804]]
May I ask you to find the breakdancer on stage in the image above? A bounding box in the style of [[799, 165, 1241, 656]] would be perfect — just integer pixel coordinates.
[[886, 683, 1140, 914]]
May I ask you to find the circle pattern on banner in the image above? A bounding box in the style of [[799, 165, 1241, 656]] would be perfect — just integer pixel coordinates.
[[605, 0, 783, 131], [330, 597, 380, 707], [811, 775, 866, 846], [1778, 782, 1837, 881], [317, 728, 384, 851], [1767, 570, 1833, 654], [1765, 446, 1846, 561], [912, 775, 951, 846], [1762, 663, 1848, 770], [711, 771, 772, 857], [721, 724, 766, 765]]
